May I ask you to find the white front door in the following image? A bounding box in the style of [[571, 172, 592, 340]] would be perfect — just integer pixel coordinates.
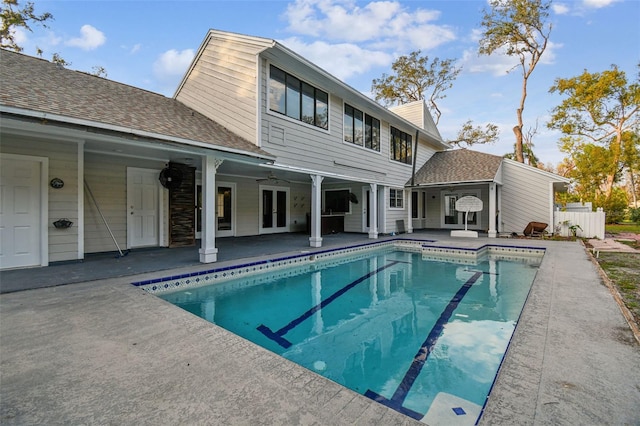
[[259, 185, 289, 234], [0, 156, 43, 269], [127, 168, 160, 248]]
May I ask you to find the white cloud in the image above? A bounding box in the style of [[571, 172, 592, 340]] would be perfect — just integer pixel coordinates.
[[552, 3, 570, 14], [153, 49, 194, 80], [280, 37, 392, 81], [582, 0, 619, 8], [283, 0, 456, 51], [66, 25, 106, 50], [130, 44, 142, 54], [461, 39, 561, 77]]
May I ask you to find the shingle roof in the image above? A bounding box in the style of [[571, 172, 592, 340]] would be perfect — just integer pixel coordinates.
[[408, 149, 503, 186], [0, 49, 272, 159]]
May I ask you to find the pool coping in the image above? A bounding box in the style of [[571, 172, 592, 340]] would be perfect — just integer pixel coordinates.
[[133, 238, 545, 295]]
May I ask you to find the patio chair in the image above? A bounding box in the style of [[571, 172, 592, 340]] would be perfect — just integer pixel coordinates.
[[523, 221, 548, 238]]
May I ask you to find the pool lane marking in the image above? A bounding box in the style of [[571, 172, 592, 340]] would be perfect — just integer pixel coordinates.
[[257, 260, 404, 349], [365, 270, 483, 420]]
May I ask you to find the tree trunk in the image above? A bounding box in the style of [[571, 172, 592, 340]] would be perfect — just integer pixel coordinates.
[[513, 124, 524, 163]]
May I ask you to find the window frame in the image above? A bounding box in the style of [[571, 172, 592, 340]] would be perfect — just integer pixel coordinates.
[[343, 103, 380, 152], [389, 188, 404, 209], [268, 64, 329, 130], [390, 126, 413, 165]]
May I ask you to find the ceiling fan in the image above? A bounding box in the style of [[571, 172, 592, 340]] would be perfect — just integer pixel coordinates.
[[256, 172, 290, 184]]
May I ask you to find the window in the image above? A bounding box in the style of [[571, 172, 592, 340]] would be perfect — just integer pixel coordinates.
[[390, 127, 412, 164], [269, 65, 328, 130], [412, 191, 418, 218], [389, 188, 403, 209], [344, 104, 380, 151]]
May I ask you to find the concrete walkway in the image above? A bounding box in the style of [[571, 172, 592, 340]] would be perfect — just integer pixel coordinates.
[[588, 236, 640, 254], [1, 235, 639, 425]]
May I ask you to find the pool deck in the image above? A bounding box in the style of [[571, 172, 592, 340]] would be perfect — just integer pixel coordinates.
[[1, 231, 639, 425]]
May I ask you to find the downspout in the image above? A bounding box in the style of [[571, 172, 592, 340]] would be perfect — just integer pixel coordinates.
[[411, 130, 419, 187]]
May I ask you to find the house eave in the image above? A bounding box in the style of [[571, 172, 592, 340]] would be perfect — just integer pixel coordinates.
[[406, 179, 497, 188], [0, 106, 275, 163]]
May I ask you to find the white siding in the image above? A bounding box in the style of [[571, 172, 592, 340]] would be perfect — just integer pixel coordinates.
[[84, 154, 165, 253], [500, 162, 553, 234], [176, 34, 268, 145], [0, 136, 79, 262], [259, 58, 438, 189]]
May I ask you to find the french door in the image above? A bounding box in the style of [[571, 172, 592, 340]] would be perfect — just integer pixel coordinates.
[[195, 181, 235, 238], [259, 185, 289, 234], [442, 191, 481, 229]]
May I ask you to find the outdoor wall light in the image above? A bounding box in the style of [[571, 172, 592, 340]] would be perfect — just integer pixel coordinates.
[[50, 177, 64, 189]]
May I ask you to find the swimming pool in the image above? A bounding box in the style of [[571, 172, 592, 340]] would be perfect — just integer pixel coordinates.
[[150, 243, 543, 424]]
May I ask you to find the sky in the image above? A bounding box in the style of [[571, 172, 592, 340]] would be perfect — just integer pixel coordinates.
[[12, 0, 640, 165]]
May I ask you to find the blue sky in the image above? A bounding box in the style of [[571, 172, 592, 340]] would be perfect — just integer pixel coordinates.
[[15, 0, 640, 165]]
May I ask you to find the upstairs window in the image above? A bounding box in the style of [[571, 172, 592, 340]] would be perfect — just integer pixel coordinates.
[[344, 103, 380, 151], [390, 126, 412, 164], [269, 65, 328, 130]]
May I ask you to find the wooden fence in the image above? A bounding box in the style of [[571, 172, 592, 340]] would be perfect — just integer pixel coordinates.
[[553, 209, 606, 239]]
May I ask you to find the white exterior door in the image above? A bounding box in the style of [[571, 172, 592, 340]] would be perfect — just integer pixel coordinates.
[[127, 168, 160, 248], [259, 185, 290, 234], [0, 156, 43, 269]]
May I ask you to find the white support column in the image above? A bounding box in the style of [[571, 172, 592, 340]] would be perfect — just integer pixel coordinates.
[[199, 155, 219, 262], [369, 183, 378, 239], [497, 185, 503, 233], [309, 174, 324, 247], [406, 188, 413, 233], [488, 182, 497, 238], [378, 185, 386, 235]]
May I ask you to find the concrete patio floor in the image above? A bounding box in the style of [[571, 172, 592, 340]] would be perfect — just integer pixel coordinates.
[[1, 231, 639, 425]]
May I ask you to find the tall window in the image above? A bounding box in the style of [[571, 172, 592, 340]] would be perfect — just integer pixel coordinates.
[[412, 191, 418, 218], [344, 104, 380, 151], [269, 65, 328, 130], [390, 188, 404, 208], [390, 127, 412, 164]]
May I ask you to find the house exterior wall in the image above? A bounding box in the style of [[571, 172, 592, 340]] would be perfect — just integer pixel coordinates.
[[415, 185, 491, 231], [84, 153, 166, 253], [257, 57, 439, 189], [0, 135, 79, 262], [500, 161, 553, 234], [175, 33, 269, 145]]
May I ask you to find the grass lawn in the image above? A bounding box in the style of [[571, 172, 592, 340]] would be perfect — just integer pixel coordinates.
[[597, 252, 640, 325], [598, 223, 640, 326], [606, 223, 640, 234]]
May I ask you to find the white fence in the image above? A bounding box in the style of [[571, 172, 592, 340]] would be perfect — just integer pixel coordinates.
[[553, 209, 606, 239]]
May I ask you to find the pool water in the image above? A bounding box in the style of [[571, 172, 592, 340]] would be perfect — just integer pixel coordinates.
[[160, 249, 541, 424]]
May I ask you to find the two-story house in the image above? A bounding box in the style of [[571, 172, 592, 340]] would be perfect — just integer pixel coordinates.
[[0, 29, 569, 270]]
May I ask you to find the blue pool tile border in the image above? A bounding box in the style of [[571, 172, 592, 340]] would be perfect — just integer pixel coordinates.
[[132, 239, 544, 294]]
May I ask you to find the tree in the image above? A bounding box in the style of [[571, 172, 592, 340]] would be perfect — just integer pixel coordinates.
[[0, 0, 52, 52], [90, 65, 108, 78], [372, 50, 499, 147], [478, 0, 552, 163], [448, 121, 499, 147], [371, 50, 461, 125], [548, 65, 640, 203]]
